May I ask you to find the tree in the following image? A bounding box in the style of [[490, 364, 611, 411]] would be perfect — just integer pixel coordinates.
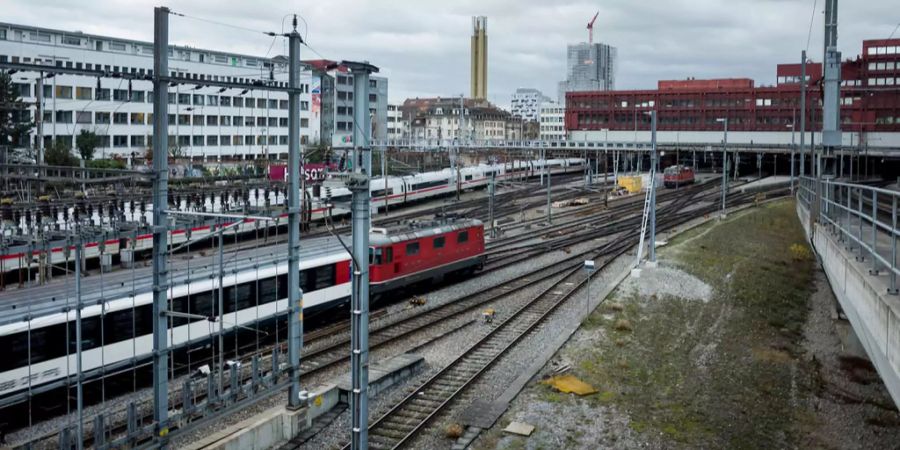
[[75, 129, 100, 161], [44, 139, 78, 166], [0, 70, 34, 148]]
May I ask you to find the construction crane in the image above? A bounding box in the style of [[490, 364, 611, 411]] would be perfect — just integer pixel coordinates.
[[587, 11, 599, 44]]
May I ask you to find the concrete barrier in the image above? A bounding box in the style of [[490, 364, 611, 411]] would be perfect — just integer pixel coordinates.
[[181, 405, 309, 450], [797, 201, 900, 409]]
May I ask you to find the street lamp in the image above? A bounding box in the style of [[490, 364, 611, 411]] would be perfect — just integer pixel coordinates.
[[716, 117, 728, 218], [601, 128, 609, 187], [787, 121, 795, 194]]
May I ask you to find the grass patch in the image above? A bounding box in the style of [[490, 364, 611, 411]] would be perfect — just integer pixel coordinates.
[[571, 200, 817, 448]]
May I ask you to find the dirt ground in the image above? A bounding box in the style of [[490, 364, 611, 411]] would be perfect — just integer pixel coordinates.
[[477, 200, 900, 449]]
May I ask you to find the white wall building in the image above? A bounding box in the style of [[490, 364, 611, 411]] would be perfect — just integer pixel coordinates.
[[539, 104, 566, 141], [509, 88, 551, 122], [386, 103, 407, 140], [0, 23, 387, 162]]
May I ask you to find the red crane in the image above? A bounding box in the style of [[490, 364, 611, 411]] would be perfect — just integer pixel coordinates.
[[587, 11, 599, 44]]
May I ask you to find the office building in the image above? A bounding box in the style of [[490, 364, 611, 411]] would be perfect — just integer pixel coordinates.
[[539, 104, 566, 141], [510, 88, 552, 122], [558, 42, 617, 105]]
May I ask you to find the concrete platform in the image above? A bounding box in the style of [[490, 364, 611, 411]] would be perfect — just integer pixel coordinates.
[[181, 405, 309, 450], [738, 175, 791, 193], [336, 353, 424, 403]]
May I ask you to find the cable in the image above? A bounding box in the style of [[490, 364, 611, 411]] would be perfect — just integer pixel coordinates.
[[889, 22, 900, 40], [805, 0, 818, 54], [169, 10, 278, 37]]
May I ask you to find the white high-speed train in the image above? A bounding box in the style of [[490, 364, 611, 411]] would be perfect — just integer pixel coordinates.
[[0, 158, 583, 273]]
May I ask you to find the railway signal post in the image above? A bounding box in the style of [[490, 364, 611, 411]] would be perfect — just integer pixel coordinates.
[[344, 60, 380, 450], [151, 7, 171, 444], [287, 19, 305, 412]]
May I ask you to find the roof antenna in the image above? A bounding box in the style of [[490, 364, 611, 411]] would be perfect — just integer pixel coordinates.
[[292, 14, 298, 32]]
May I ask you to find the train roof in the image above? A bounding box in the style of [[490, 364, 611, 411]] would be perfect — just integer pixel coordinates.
[[369, 216, 483, 247]]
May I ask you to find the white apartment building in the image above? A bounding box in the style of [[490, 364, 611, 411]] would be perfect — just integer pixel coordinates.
[[539, 105, 566, 141], [0, 23, 388, 161], [402, 97, 522, 142], [386, 104, 408, 140], [509, 88, 551, 122]]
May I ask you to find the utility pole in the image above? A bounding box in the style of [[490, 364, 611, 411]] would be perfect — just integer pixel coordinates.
[[716, 117, 728, 217], [800, 50, 807, 178], [286, 16, 305, 411], [488, 171, 496, 238], [546, 150, 552, 224], [648, 111, 658, 266], [344, 60, 379, 450], [151, 6, 170, 446], [75, 234, 84, 450], [819, 0, 841, 225]]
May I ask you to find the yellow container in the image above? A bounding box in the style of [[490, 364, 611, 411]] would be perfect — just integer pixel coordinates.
[[618, 176, 643, 193]]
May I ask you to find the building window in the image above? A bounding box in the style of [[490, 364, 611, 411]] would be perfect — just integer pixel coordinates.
[[114, 112, 128, 124], [221, 135, 231, 146], [232, 97, 243, 108], [279, 135, 288, 145], [193, 115, 204, 126], [55, 111, 73, 123], [61, 36, 81, 46], [131, 113, 145, 124], [0, 30, 6, 40], [109, 41, 127, 51], [131, 91, 145, 102], [55, 86, 73, 99], [257, 98, 266, 109], [279, 100, 288, 109], [113, 135, 128, 147], [30, 32, 51, 43], [193, 135, 204, 146], [131, 135, 146, 147], [245, 136, 254, 145], [113, 89, 128, 101], [300, 118, 309, 127], [73, 86, 92, 100], [219, 96, 231, 107], [207, 116, 218, 126], [96, 112, 110, 124], [268, 99, 278, 109], [193, 95, 204, 106], [207, 95, 219, 106], [207, 135, 218, 146], [76, 111, 92, 124], [369, 93, 377, 102], [301, 101, 309, 111]]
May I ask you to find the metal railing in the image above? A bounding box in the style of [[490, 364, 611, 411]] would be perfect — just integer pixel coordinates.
[[798, 176, 899, 294]]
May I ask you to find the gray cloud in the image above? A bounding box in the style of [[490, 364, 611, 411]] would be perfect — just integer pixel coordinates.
[[5, 0, 899, 106]]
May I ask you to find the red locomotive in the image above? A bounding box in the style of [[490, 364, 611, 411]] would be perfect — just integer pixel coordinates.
[[663, 165, 695, 188], [369, 216, 485, 295]]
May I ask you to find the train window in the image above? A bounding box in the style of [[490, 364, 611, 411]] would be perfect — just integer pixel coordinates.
[[412, 180, 447, 191], [300, 268, 312, 292], [465, 175, 473, 181], [433, 236, 445, 249], [225, 282, 255, 313], [385, 247, 393, 263], [105, 309, 136, 343], [457, 231, 469, 243], [1, 331, 32, 371], [170, 295, 190, 326], [313, 265, 335, 290], [68, 316, 102, 354], [258, 278, 278, 304], [370, 247, 383, 265], [406, 242, 420, 255], [191, 291, 214, 318], [372, 189, 389, 198], [277, 274, 288, 299]]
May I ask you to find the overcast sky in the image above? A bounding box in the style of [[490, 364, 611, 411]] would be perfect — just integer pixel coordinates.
[[5, 0, 899, 107]]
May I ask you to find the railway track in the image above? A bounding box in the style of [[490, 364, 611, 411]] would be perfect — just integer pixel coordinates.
[[10, 181, 777, 449], [332, 188, 785, 450]]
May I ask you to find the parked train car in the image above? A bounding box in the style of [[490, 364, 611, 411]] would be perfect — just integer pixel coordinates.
[[663, 165, 695, 188], [0, 217, 484, 400], [0, 159, 582, 273]]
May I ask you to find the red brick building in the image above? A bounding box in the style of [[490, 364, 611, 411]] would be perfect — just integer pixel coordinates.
[[565, 38, 900, 143]]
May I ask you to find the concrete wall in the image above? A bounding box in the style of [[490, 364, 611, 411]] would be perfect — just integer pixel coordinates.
[[797, 202, 900, 408]]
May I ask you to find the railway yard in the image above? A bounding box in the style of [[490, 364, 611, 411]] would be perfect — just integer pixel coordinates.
[[2, 158, 833, 449]]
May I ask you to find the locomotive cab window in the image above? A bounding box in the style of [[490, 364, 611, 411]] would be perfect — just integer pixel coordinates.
[[406, 242, 420, 255], [433, 236, 445, 249], [370, 247, 383, 264], [457, 230, 469, 243]]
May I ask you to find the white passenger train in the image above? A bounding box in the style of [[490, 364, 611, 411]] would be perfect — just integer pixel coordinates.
[[0, 158, 583, 273]]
